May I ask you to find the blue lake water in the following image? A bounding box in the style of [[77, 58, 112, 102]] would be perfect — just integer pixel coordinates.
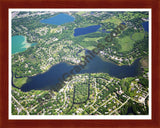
[[74, 25, 101, 36], [12, 35, 37, 54], [142, 21, 149, 32], [40, 13, 75, 25], [20, 50, 141, 92]]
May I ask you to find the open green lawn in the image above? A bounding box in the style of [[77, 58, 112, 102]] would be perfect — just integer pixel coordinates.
[[86, 46, 96, 50], [117, 36, 135, 52], [83, 37, 102, 50], [76, 11, 86, 15], [83, 37, 102, 42], [101, 16, 122, 25], [131, 32, 145, 41], [78, 50, 85, 57], [13, 77, 28, 88], [117, 32, 145, 52]]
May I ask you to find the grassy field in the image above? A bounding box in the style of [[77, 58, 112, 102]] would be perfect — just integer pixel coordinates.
[[86, 46, 96, 50], [131, 32, 145, 41], [101, 16, 122, 25], [78, 40, 97, 50], [76, 11, 87, 15], [81, 37, 101, 50], [83, 37, 102, 42], [78, 50, 85, 57], [13, 77, 28, 88], [117, 36, 135, 52]]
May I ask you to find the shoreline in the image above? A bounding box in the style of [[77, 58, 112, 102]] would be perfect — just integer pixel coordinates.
[[14, 55, 142, 79], [12, 35, 38, 55], [12, 35, 31, 55], [21, 36, 32, 49]]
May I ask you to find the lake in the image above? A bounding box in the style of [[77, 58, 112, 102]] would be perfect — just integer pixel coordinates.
[[12, 35, 37, 54], [74, 25, 101, 36], [40, 13, 75, 25], [142, 21, 149, 32], [20, 51, 141, 92]]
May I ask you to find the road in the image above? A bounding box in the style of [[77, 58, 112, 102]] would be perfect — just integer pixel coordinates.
[[109, 97, 130, 115], [12, 95, 30, 115]]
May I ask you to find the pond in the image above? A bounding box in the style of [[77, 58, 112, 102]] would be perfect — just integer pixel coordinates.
[[12, 35, 37, 54], [142, 21, 149, 32], [40, 13, 75, 25], [74, 25, 101, 36]]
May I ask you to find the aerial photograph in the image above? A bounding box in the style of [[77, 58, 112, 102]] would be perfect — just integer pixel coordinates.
[[10, 9, 150, 118]]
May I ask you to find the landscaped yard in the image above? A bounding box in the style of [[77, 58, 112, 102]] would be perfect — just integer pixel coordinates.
[[13, 77, 28, 88]]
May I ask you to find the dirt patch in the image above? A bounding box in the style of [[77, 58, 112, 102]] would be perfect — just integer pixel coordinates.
[[140, 56, 148, 68]]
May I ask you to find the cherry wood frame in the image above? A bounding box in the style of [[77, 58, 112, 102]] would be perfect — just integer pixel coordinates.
[[0, 0, 160, 128]]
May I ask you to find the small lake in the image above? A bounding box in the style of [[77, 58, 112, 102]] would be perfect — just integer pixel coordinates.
[[142, 21, 149, 32], [20, 50, 141, 92], [74, 25, 101, 36], [12, 35, 37, 54], [40, 13, 75, 25]]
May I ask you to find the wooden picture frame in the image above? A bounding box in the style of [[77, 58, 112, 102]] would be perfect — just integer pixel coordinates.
[[0, 0, 160, 128]]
